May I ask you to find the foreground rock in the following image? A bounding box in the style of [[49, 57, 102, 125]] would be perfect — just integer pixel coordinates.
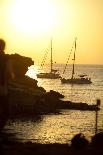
[[1, 132, 103, 155]]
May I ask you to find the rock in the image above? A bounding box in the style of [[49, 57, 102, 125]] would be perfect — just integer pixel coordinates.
[[10, 53, 34, 77]]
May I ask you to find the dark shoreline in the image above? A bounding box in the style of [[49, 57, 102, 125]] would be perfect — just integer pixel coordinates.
[[8, 77, 100, 119], [1, 133, 103, 155]]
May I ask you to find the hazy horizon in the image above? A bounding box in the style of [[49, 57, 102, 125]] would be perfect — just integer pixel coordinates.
[[0, 0, 103, 65]]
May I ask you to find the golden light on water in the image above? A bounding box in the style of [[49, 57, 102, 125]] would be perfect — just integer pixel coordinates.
[[26, 65, 39, 79], [26, 64, 49, 80]]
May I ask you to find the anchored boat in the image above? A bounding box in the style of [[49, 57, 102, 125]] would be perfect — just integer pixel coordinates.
[[61, 38, 92, 84], [37, 39, 61, 79]]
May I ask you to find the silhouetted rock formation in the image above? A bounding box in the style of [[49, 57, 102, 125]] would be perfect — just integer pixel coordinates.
[[10, 53, 34, 77], [6, 53, 100, 118], [71, 133, 89, 149]]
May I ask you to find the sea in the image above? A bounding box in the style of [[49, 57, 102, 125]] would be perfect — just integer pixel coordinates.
[[5, 64, 103, 144]]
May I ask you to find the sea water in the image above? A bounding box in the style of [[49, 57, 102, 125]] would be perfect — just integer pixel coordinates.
[[5, 64, 103, 143]]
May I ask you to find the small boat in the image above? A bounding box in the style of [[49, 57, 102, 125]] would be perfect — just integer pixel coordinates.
[[61, 38, 92, 84], [37, 39, 61, 79]]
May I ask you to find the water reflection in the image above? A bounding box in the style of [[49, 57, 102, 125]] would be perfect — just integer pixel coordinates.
[[4, 110, 101, 144]]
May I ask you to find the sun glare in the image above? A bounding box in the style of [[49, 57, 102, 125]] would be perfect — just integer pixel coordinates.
[[26, 65, 39, 79], [10, 0, 56, 34]]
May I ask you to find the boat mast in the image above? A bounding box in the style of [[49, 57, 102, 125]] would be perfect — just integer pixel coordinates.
[[51, 38, 53, 72], [72, 38, 76, 79]]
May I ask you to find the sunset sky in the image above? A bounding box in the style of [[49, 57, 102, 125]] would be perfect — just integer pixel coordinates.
[[0, 0, 103, 64]]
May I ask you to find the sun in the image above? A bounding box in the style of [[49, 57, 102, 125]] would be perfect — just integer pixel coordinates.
[[10, 0, 56, 35]]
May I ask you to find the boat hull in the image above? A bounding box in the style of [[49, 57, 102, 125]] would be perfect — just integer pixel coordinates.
[[37, 72, 61, 79], [61, 78, 92, 84]]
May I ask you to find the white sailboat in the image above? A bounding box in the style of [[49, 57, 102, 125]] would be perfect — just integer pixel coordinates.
[[61, 38, 92, 84], [37, 39, 61, 79]]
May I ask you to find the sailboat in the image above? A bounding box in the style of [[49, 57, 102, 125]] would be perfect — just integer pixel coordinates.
[[61, 38, 92, 84], [37, 39, 61, 79]]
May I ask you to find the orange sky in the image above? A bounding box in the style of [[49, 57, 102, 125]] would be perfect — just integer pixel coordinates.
[[0, 0, 103, 64]]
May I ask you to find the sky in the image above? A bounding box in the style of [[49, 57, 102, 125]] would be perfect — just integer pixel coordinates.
[[0, 0, 103, 64]]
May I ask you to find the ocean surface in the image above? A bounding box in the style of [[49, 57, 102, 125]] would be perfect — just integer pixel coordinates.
[[5, 64, 103, 144]]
